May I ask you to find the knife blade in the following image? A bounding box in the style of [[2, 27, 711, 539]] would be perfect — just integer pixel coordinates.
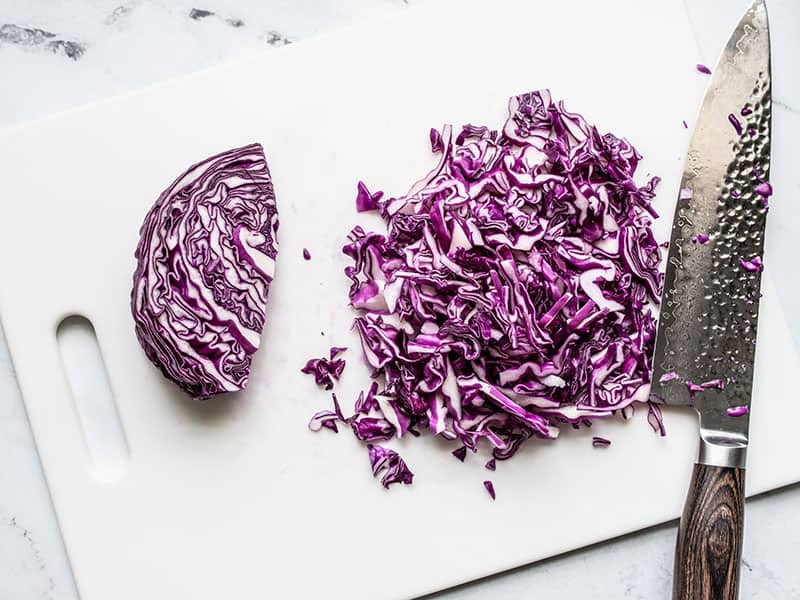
[[650, 1, 771, 598]]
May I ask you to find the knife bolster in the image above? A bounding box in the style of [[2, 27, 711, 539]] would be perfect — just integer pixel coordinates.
[[698, 437, 747, 469]]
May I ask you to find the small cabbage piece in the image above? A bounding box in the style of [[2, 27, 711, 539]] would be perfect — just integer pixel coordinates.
[[659, 371, 680, 383], [368, 444, 414, 488], [686, 381, 705, 395], [350, 416, 395, 442], [592, 436, 611, 447], [728, 113, 743, 136], [308, 393, 346, 433], [301, 346, 347, 390], [739, 256, 763, 272], [355, 181, 383, 213], [755, 182, 772, 198], [131, 143, 279, 400], [451, 446, 468, 462], [701, 379, 725, 390], [647, 402, 666, 436], [483, 480, 496, 500], [684, 378, 727, 401]]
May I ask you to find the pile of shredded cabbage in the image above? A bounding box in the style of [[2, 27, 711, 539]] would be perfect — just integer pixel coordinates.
[[307, 90, 665, 488]]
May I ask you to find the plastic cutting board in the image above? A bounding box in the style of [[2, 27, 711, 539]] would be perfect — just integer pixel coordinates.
[[1, 0, 799, 598]]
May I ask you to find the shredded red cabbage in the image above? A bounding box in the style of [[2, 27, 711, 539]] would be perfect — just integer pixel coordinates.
[[368, 444, 414, 488], [696, 64, 712, 75], [683, 378, 727, 401], [592, 436, 611, 447], [647, 402, 666, 436], [452, 446, 468, 462], [483, 480, 496, 500], [309, 90, 666, 489], [303, 248, 312, 260], [308, 393, 345, 433], [686, 381, 705, 394], [755, 182, 773, 198], [739, 256, 763, 273], [301, 346, 347, 390], [356, 181, 383, 213], [727, 406, 749, 417], [728, 113, 743, 136], [700, 379, 725, 390]]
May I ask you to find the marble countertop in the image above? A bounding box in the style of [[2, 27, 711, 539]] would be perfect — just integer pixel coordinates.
[[1, 0, 799, 598]]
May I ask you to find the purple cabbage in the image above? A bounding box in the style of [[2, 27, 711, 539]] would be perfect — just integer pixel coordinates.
[[755, 182, 773, 198], [368, 444, 414, 488], [592, 436, 612, 447], [131, 143, 279, 400], [683, 378, 726, 401], [308, 393, 345, 433], [483, 480, 496, 500], [356, 181, 383, 213], [452, 446, 468, 462], [308, 383, 400, 444], [701, 379, 725, 390], [301, 346, 347, 390], [659, 371, 680, 383], [686, 381, 705, 395], [306, 90, 669, 491], [696, 64, 712, 75], [341, 90, 663, 463], [727, 406, 749, 417], [728, 113, 743, 136], [647, 402, 666, 436], [739, 256, 763, 273]]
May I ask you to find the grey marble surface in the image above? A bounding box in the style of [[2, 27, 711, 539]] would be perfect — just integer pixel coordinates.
[[1, 0, 799, 598]]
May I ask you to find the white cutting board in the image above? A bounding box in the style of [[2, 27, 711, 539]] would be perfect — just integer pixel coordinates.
[[1, 0, 799, 598]]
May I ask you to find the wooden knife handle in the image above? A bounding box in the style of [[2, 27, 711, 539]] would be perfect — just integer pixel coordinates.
[[673, 463, 745, 600]]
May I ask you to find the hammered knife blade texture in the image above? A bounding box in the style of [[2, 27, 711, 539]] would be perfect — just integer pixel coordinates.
[[651, 0, 771, 469]]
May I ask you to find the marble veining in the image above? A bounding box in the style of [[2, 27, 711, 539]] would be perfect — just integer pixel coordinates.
[[189, 7, 246, 29], [0, 24, 85, 60]]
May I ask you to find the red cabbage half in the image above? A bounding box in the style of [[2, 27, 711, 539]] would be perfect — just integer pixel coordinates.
[[310, 90, 664, 485], [132, 143, 279, 399]]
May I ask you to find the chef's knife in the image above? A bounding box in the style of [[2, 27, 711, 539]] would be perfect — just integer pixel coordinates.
[[650, 0, 771, 598]]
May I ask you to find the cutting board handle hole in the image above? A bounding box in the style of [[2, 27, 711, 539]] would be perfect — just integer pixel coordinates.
[[57, 315, 129, 482]]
